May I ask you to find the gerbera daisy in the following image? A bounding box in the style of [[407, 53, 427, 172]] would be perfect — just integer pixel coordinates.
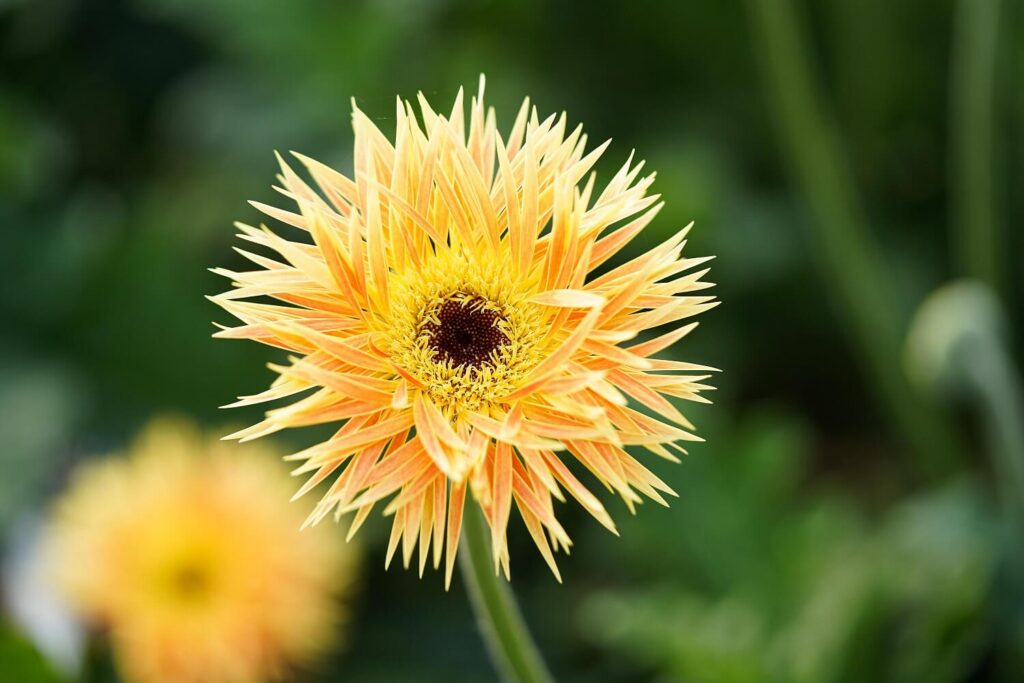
[[211, 77, 716, 584], [45, 418, 356, 683]]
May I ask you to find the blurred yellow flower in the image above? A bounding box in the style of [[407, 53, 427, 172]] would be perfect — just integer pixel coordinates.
[[45, 418, 356, 683], [211, 76, 716, 584]]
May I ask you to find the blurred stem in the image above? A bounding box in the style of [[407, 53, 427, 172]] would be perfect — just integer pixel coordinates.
[[459, 505, 554, 683], [80, 635, 116, 683], [950, 0, 1002, 293], [959, 336, 1024, 534], [746, 0, 963, 478]]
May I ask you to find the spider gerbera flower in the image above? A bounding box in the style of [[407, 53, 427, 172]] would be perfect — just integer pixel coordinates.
[[211, 77, 717, 584], [45, 419, 356, 683]]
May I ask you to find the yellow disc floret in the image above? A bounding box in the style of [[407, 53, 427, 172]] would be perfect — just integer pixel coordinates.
[[379, 248, 547, 416]]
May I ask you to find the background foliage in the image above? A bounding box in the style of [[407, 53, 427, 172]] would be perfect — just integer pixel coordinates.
[[2, 0, 1023, 681]]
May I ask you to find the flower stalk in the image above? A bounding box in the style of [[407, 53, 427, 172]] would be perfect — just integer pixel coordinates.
[[459, 505, 554, 683], [746, 0, 964, 478], [963, 333, 1024, 533], [950, 0, 1003, 294], [906, 281, 1024, 533]]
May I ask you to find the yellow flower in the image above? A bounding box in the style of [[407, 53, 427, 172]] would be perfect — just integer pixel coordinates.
[[45, 418, 355, 683], [211, 77, 717, 584]]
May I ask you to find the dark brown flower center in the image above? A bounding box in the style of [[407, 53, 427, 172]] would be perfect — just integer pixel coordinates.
[[424, 298, 507, 368]]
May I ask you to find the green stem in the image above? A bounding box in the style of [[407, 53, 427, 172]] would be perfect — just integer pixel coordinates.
[[459, 504, 554, 683], [80, 634, 116, 683], [960, 336, 1024, 534], [746, 0, 964, 478], [951, 0, 1002, 293]]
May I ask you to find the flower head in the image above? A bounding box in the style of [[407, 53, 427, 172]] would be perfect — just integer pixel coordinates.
[[45, 418, 355, 683], [212, 77, 717, 583]]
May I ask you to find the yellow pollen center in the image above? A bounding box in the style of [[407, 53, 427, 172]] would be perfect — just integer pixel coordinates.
[[161, 558, 213, 604], [172, 564, 208, 596], [380, 251, 548, 415]]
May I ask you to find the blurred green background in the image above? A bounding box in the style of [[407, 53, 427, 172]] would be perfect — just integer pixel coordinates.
[[2, 0, 1024, 681]]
